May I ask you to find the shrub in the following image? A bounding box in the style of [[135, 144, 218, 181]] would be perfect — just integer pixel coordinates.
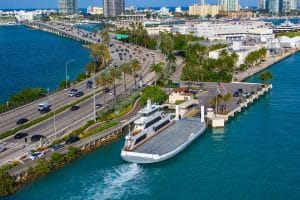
[[140, 86, 168, 106]]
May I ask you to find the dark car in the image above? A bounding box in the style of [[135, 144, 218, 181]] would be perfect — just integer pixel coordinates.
[[71, 105, 80, 111], [14, 132, 28, 139], [104, 87, 110, 93], [31, 134, 46, 142], [51, 144, 65, 152], [16, 118, 29, 125], [65, 136, 80, 145], [75, 91, 84, 97], [95, 103, 103, 109], [233, 91, 240, 97], [86, 80, 93, 89], [237, 88, 243, 94]]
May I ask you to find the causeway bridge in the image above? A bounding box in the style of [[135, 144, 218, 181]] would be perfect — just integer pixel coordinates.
[[25, 21, 101, 44]]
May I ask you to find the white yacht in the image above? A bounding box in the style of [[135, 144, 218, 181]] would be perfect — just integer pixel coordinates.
[[121, 100, 207, 164]]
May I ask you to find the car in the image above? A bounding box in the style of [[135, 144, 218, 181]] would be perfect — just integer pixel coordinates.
[[75, 91, 84, 97], [243, 92, 250, 97], [0, 145, 7, 153], [14, 132, 28, 139], [237, 88, 243, 94], [68, 88, 78, 97], [16, 118, 29, 125], [108, 91, 114, 96], [31, 134, 46, 142], [65, 136, 80, 145], [134, 74, 139, 78], [51, 144, 65, 152], [71, 105, 80, 111], [104, 87, 110, 93], [86, 80, 93, 89], [29, 152, 44, 160], [233, 91, 240, 97], [95, 103, 103, 109]]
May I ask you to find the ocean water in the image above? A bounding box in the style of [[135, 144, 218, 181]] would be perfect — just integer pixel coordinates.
[[4, 54, 300, 199], [0, 25, 90, 103]]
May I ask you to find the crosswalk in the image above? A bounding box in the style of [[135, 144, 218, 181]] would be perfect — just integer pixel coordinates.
[[0, 142, 25, 149]]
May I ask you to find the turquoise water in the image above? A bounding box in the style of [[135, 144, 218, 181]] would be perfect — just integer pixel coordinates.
[[0, 25, 90, 103], [4, 53, 300, 199]]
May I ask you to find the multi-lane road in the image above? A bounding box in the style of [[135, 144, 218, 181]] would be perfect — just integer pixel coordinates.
[[0, 36, 163, 165]]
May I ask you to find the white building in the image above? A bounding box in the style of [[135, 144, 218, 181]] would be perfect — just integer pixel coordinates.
[[277, 36, 300, 48], [175, 7, 183, 13], [172, 21, 274, 42]]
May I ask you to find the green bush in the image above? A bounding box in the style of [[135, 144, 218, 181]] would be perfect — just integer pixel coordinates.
[[140, 86, 168, 106]]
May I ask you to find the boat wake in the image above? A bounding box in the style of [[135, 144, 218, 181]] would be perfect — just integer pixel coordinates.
[[83, 163, 147, 200]]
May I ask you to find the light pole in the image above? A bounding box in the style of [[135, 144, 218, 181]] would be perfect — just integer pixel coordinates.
[[65, 59, 75, 90], [49, 95, 57, 139]]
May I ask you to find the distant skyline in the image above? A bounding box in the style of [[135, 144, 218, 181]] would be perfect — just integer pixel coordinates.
[[0, 0, 257, 9]]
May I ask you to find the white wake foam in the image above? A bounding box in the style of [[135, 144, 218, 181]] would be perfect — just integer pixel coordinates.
[[83, 163, 147, 200]]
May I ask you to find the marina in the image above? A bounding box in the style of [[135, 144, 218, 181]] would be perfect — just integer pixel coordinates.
[[5, 51, 300, 199]]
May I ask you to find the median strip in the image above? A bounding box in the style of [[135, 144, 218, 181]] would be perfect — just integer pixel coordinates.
[[0, 92, 97, 140]]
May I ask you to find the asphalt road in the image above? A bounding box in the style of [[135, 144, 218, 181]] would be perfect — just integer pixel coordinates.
[[0, 40, 161, 135], [0, 42, 160, 165]]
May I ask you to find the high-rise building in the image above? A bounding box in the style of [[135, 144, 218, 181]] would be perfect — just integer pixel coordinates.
[[220, 0, 240, 12], [280, 0, 297, 12], [267, 0, 280, 13], [189, 4, 221, 17], [258, 0, 267, 10], [58, 0, 78, 14], [103, 0, 125, 17]]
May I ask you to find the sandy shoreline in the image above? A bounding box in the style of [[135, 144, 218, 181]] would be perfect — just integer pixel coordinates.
[[235, 47, 300, 81]]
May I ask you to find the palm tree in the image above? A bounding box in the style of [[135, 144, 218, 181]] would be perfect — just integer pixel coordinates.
[[150, 62, 164, 85], [131, 59, 142, 88], [100, 30, 110, 46], [88, 43, 111, 71], [120, 62, 132, 92], [97, 71, 112, 105], [109, 67, 122, 96]]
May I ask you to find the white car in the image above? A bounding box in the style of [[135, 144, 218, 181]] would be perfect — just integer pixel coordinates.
[[29, 152, 45, 160], [0, 145, 7, 153]]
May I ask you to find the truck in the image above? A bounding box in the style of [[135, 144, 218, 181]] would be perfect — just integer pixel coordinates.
[[37, 102, 50, 114]]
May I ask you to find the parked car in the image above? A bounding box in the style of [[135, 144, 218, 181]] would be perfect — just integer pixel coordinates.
[[31, 134, 46, 142], [108, 91, 114, 96], [51, 144, 65, 152], [233, 91, 240, 97], [71, 105, 80, 111], [75, 91, 84, 97], [68, 89, 78, 97], [16, 118, 29, 125], [237, 88, 243, 94], [65, 136, 80, 145], [243, 91, 250, 98], [0, 145, 7, 153], [14, 132, 28, 139], [95, 103, 103, 109], [29, 152, 44, 160]]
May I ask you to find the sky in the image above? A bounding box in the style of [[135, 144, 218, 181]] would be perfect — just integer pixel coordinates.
[[0, 0, 256, 9]]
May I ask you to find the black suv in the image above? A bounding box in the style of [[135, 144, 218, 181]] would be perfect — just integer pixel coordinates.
[[14, 132, 28, 139], [65, 136, 80, 145], [16, 118, 29, 125], [31, 134, 46, 142]]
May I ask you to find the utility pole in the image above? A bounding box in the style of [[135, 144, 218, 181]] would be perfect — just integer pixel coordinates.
[[65, 59, 75, 90]]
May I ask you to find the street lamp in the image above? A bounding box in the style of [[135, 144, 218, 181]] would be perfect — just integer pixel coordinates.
[[65, 59, 75, 90], [49, 96, 57, 139]]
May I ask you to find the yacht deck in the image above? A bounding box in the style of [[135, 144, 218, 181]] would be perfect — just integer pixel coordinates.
[[134, 118, 205, 155]]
